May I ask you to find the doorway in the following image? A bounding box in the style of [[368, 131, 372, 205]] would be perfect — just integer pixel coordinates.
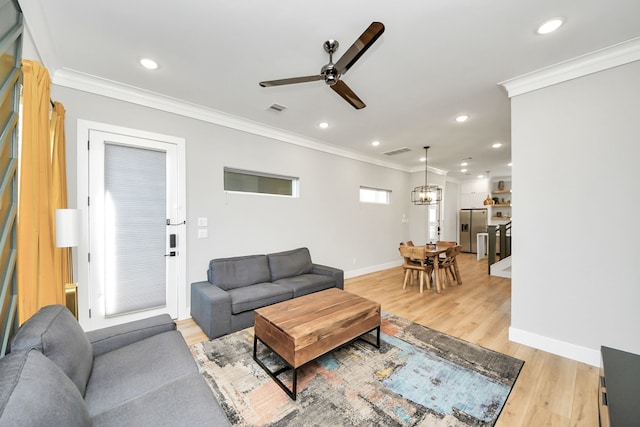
[[427, 205, 440, 243], [78, 121, 186, 330]]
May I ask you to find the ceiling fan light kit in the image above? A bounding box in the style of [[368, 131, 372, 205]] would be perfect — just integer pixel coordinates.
[[259, 22, 385, 109]]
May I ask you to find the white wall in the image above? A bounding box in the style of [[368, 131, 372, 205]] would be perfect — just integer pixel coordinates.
[[443, 181, 460, 242], [52, 85, 412, 314], [509, 60, 640, 365]]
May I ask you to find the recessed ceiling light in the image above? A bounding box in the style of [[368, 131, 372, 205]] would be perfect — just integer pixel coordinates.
[[419, 157, 426, 162], [318, 122, 329, 129], [537, 18, 564, 35], [508, 162, 512, 167], [461, 162, 468, 167], [139, 58, 159, 70], [461, 169, 467, 173], [478, 175, 484, 179], [455, 115, 469, 123], [492, 142, 502, 148], [371, 140, 380, 147]]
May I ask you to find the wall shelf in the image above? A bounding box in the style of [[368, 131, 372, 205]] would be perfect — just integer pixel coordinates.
[[489, 178, 512, 225]]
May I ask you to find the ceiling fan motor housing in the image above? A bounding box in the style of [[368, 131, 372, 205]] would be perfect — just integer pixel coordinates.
[[321, 64, 339, 86]]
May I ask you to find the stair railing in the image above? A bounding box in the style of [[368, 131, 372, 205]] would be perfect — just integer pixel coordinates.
[[487, 221, 511, 273]]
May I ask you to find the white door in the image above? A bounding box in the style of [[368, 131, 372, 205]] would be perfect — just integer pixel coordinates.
[[88, 129, 182, 328], [427, 205, 440, 243]]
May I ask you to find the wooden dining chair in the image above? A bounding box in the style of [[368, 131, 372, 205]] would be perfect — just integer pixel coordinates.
[[401, 241, 420, 284], [399, 245, 433, 293], [400, 240, 418, 286], [426, 240, 456, 265], [438, 244, 463, 288]]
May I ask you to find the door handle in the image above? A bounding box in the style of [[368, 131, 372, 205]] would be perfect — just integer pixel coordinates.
[[165, 251, 177, 257]]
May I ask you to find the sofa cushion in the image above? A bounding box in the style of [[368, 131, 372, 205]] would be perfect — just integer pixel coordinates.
[[274, 273, 335, 297], [83, 330, 198, 417], [86, 313, 176, 356], [227, 283, 292, 314], [10, 305, 93, 396], [0, 350, 90, 427], [208, 254, 271, 291], [91, 373, 230, 427], [267, 247, 313, 281]]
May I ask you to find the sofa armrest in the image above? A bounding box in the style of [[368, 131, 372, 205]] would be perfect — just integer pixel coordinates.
[[191, 281, 232, 340], [86, 314, 176, 357], [312, 264, 344, 290]]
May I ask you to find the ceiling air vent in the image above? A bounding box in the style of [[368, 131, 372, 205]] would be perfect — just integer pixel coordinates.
[[266, 103, 287, 113], [383, 147, 411, 156]]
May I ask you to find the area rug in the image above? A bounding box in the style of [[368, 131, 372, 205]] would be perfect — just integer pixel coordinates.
[[191, 313, 523, 427]]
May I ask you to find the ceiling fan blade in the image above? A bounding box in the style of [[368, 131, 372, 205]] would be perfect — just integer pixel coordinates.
[[330, 80, 366, 109], [334, 22, 385, 75], [259, 75, 323, 87]]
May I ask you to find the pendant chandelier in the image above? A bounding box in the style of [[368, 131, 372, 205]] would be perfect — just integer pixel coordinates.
[[411, 146, 442, 205]]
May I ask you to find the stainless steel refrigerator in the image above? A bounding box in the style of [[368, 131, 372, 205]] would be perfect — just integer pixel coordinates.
[[459, 209, 488, 253]]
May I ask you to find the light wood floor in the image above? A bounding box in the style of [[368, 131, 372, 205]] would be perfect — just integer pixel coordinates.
[[177, 253, 599, 426]]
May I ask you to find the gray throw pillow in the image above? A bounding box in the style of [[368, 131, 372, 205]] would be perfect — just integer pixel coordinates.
[[10, 305, 93, 396], [0, 349, 91, 427]]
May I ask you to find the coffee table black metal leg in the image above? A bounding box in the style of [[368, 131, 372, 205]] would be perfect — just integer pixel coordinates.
[[253, 336, 299, 400], [253, 324, 381, 401]]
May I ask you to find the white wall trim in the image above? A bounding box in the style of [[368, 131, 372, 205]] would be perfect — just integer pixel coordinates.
[[408, 164, 449, 177], [500, 37, 640, 97], [509, 327, 601, 367], [53, 68, 409, 173], [344, 260, 402, 280]]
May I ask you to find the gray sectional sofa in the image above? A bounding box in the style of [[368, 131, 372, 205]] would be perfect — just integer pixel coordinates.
[[0, 305, 230, 427], [191, 247, 344, 339]]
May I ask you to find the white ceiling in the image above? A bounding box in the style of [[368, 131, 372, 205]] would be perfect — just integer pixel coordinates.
[[19, 0, 640, 180]]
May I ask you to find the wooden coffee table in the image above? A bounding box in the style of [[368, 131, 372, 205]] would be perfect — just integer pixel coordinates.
[[253, 288, 381, 400]]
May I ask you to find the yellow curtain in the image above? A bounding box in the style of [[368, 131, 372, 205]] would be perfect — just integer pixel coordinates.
[[17, 60, 67, 323], [51, 102, 71, 287]]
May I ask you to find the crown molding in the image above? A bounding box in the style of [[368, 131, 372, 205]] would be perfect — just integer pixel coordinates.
[[52, 68, 409, 173], [500, 37, 640, 97], [408, 165, 448, 176]]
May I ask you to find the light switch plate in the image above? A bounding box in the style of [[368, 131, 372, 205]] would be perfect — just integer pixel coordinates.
[[197, 217, 208, 227], [197, 229, 208, 239]]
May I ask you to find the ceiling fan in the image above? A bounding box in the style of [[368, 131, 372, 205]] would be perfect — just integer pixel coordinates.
[[259, 22, 385, 110]]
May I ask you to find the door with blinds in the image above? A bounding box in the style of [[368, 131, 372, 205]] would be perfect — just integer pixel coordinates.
[[88, 129, 181, 328]]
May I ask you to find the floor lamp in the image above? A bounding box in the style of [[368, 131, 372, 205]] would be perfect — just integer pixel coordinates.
[[55, 209, 80, 319]]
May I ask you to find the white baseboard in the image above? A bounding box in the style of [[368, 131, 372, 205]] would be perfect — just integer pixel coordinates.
[[509, 327, 601, 367], [344, 261, 402, 280]]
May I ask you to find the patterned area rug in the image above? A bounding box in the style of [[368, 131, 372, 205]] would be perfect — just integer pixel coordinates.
[[191, 313, 523, 427]]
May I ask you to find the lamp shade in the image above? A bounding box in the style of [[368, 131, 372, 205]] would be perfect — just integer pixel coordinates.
[[55, 209, 80, 248]]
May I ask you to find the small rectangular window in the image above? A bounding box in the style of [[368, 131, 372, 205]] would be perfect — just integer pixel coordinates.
[[359, 186, 391, 204], [224, 168, 298, 197]]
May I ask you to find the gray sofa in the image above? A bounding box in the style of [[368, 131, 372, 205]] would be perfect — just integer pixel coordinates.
[[0, 305, 230, 427], [191, 247, 344, 339]]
